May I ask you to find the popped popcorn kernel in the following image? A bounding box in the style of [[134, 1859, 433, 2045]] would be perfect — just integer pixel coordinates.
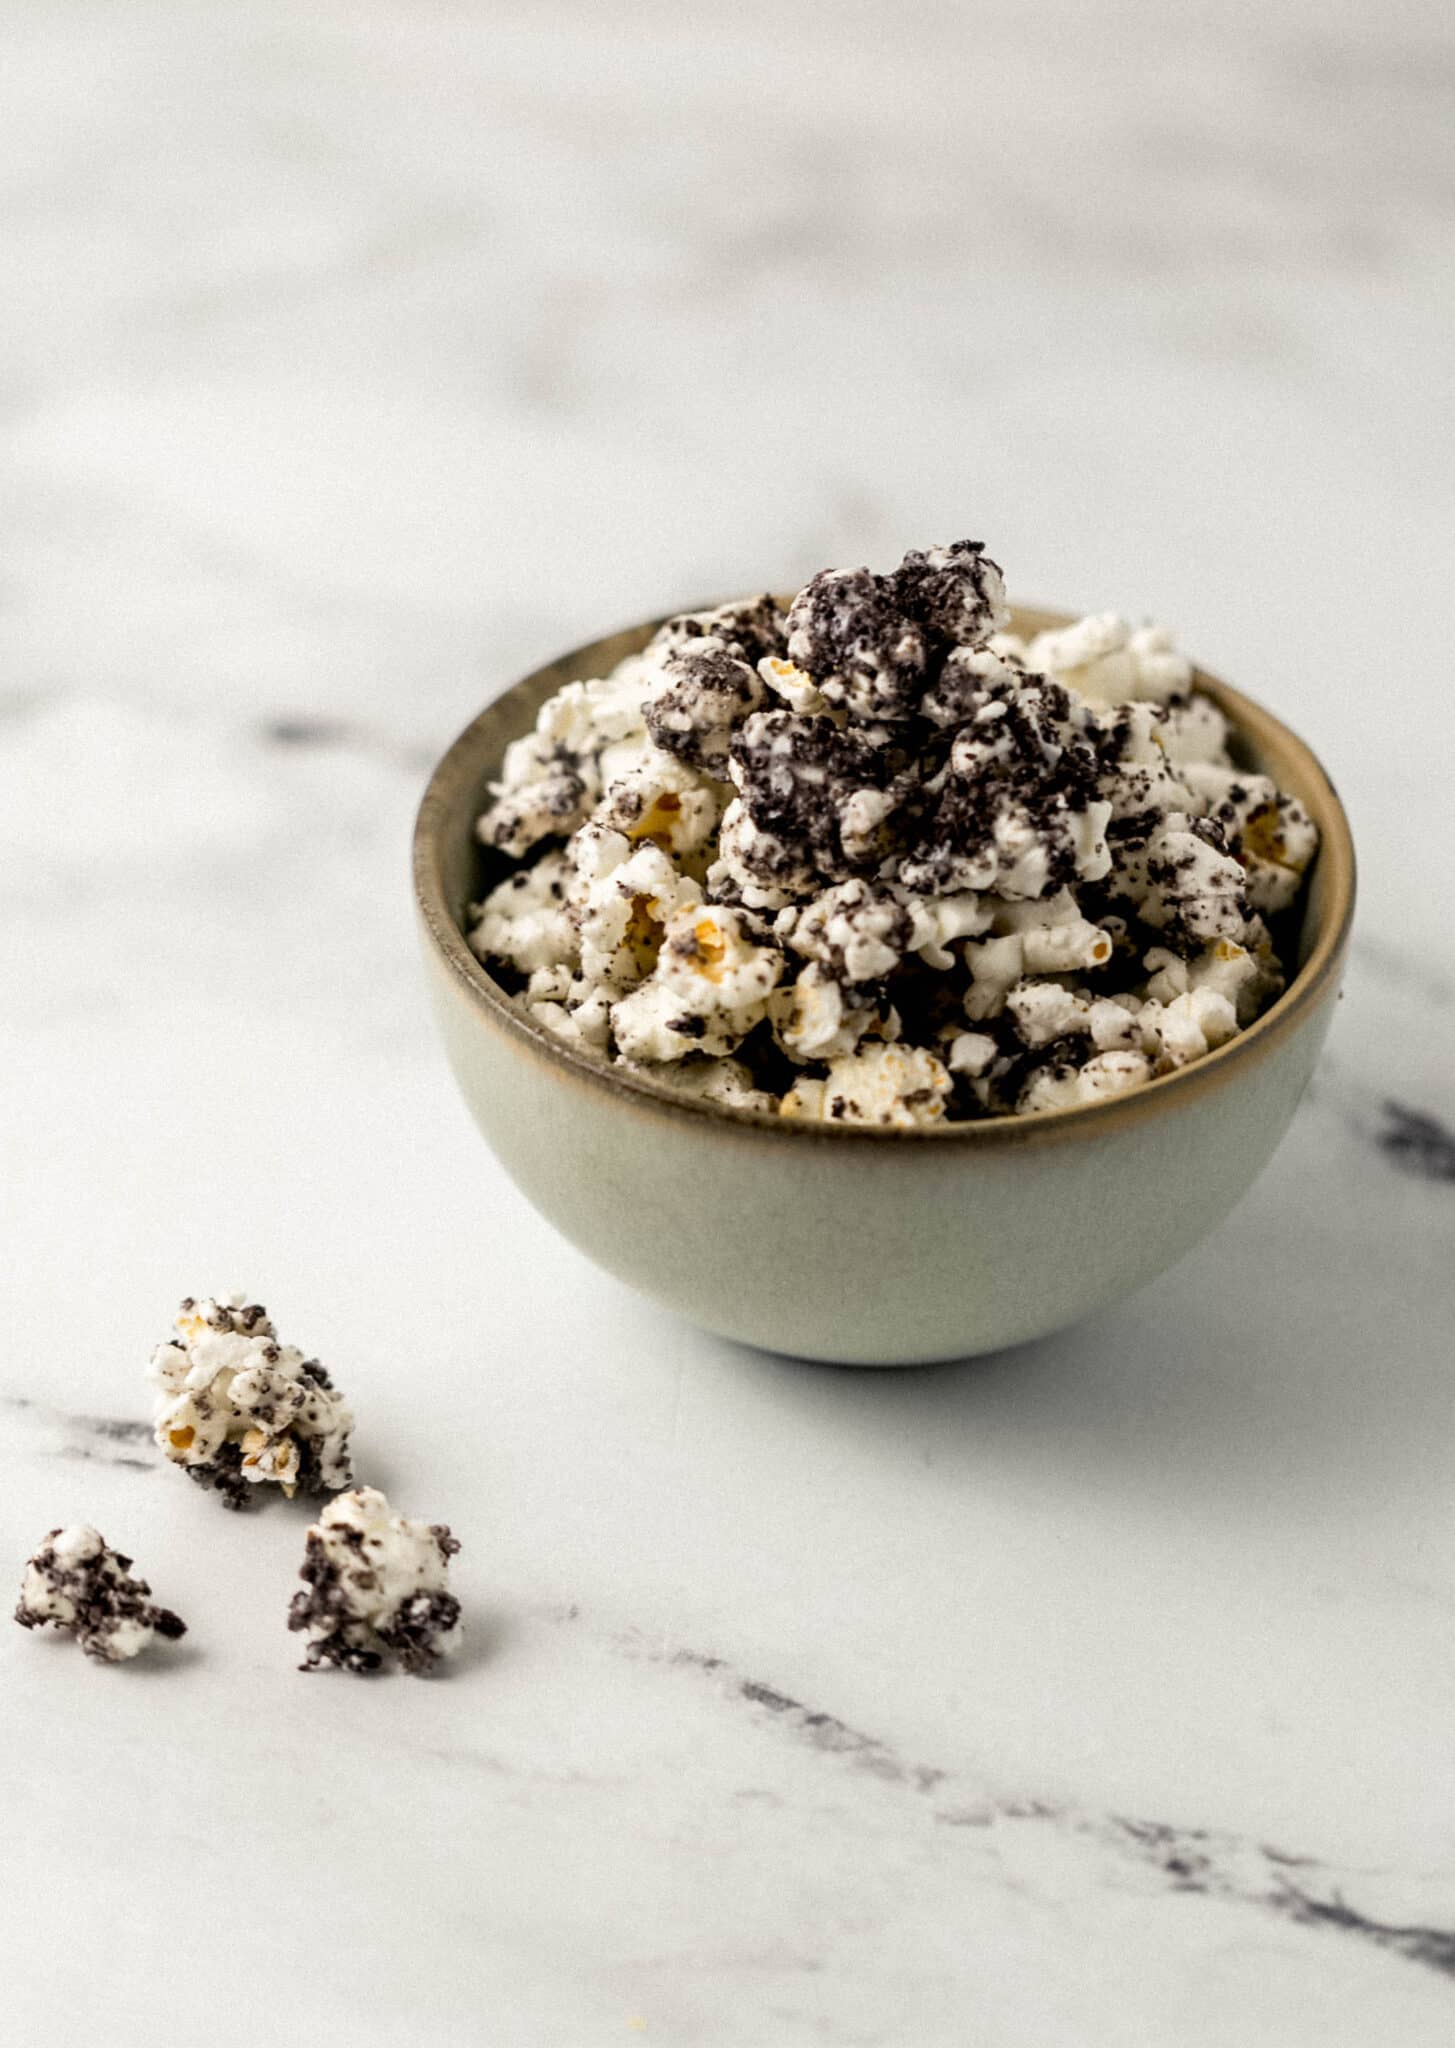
[[15, 1527, 186, 1663], [149, 1295, 353, 1510], [289, 1488, 461, 1677]]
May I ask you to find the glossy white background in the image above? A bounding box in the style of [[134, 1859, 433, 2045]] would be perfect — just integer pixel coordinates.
[[2, 3, 1453, 2041]]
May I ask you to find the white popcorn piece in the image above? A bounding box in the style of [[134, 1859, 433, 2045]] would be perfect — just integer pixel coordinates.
[[758, 653, 832, 717], [769, 963, 900, 1063], [1182, 762, 1319, 915], [1019, 1049, 1155, 1114], [1029, 614, 1192, 706], [1159, 695, 1232, 767], [781, 1042, 953, 1128], [149, 1296, 353, 1510], [289, 1488, 461, 1676], [1137, 988, 1240, 1068], [14, 1526, 187, 1663], [1129, 816, 1251, 946], [1005, 980, 1094, 1049], [573, 834, 703, 993], [609, 903, 783, 1061], [963, 891, 1115, 1018], [641, 1055, 776, 1114], [595, 749, 723, 862], [944, 1029, 998, 1077], [469, 848, 577, 977]]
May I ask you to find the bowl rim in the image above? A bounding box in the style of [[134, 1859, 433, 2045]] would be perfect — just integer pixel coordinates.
[[414, 602, 1356, 1149]]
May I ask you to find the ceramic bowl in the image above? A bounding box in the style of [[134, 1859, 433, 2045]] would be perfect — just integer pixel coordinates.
[[414, 605, 1355, 1365]]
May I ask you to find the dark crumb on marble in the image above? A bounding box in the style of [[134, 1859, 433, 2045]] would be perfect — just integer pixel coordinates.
[[1378, 1102, 1455, 1182]]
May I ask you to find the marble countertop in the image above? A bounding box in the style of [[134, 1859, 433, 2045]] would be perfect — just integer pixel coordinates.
[[2, 2, 1453, 2040]]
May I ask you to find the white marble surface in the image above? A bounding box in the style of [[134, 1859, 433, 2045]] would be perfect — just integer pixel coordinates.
[[3, 2, 1454, 2040]]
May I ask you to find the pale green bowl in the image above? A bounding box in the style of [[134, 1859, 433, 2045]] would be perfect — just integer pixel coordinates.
[[414, 606, 1355, 1365]]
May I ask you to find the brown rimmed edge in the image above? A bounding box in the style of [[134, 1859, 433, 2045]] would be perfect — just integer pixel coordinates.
[[413, 604, 1356, 1150]]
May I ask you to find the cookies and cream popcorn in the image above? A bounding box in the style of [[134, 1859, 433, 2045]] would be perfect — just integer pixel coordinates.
[[471, 539, 1318, 1122], [15, 1526, 186, 1662], [288, 1487, 461, 1675], [149, 1295, 353, 1509]]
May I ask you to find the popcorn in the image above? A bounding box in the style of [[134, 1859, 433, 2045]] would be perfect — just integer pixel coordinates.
[[476, 667, 653, 857], [769, 963, 900, 1062], [644, 642, 767, 777], [472, 539, 1317, 1120], [785, 564, 928, 723], [724, 710, 910, 897], [594, 750, 723, 862], [609, 903, 782, 1061], [899, 676, 1112, 899], [149, 1296, 353, 1510], [15, 1527, 186, 1663], [469, 848, 576, 977], [1018, 1049, 1154, 1113], [1029, 614, 1192, 706], [288, 1488, 461, 1676], [1131, 816, 1251, 947], [1181, 762, 1319, 914], [650, 595, 787, 668], [892, 539, 1009, 651], [644, 1055, 776, 1114], [781, 1042, 953, 1128], [572, 832, 703, 992], [1137, 988, 1239, 1069]]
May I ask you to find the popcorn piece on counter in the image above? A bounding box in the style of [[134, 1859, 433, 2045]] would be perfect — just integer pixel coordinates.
[[785, 565, 928, 723], [644, 642, 766, 777], [1029, 614, 1192, 706], [288, 1487, 460, 1676], [609, 903, 782, 1061], [15, 1526, 186, 1662], [149, 1296, 353, 1510], [781, 1042, 953, 1128], [469, 848, 577, 977]]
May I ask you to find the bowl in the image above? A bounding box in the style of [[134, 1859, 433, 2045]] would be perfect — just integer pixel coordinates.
[[414, 605, 1355, 1366]]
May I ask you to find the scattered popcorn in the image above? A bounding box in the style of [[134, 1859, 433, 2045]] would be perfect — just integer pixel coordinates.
[[472, 539, 1318, 1118], [149, 1296, 353, 1509], [15, 1527, 186, 1663], [288, 1487, 461, 1675]]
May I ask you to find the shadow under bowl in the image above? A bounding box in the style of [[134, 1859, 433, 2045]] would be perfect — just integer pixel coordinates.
[[414, 605, 1355, 1365]]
